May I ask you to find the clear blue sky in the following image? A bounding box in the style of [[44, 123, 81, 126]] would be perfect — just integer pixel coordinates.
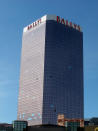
[[0, 0, 98, 124]]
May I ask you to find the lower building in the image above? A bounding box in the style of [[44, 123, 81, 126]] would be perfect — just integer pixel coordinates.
[[1, 119, 98, 131], [13, 120, 27, 131], [28, 125, 66, 131], [90, 118, 98, 125], [0, 123, 13, 131], [84, 119, 90, 126], [84, 118, 98, 126]]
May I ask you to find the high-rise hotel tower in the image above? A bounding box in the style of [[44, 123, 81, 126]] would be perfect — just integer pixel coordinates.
[[17, 15, 84, 125]]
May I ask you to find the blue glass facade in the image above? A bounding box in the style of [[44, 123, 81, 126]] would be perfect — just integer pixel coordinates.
[[42, 20, 83, 124]]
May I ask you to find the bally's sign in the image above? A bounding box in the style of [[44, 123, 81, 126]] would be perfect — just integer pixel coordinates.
[[57, 16, 81, 32], [24, 15, 82, 32]]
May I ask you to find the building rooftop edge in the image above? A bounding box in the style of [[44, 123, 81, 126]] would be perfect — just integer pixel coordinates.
[[23, 15, 82, 33]]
